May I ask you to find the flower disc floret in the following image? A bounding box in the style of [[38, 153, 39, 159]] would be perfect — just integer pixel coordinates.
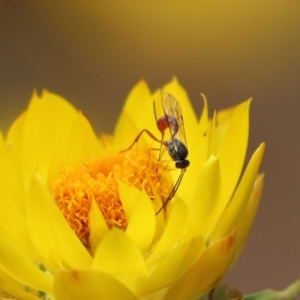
[[51, 149, 173, 247]]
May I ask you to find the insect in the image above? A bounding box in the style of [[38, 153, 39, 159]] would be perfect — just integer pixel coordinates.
[[121, 92, 190, 214]]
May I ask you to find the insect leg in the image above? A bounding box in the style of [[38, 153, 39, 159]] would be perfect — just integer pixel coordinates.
[[155, 168, 186, 215], [120, 129, 164, 153]]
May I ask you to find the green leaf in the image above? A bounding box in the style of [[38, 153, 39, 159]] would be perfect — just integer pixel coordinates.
[[243, 279, 300, 300]]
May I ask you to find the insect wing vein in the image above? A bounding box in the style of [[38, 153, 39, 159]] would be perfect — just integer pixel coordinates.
[[161, 92, 188, 149]]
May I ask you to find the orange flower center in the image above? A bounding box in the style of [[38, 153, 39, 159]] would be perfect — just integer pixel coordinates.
[[51, 149, 173, 247]]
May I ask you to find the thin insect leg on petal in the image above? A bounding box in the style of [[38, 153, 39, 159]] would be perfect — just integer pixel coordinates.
[[155, 168, 186, 215], [120, 129, 167, 153]]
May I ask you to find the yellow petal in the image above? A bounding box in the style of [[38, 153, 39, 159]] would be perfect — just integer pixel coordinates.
[[206, 110, 217, 158], [6, 111, 26, 178], [62, 112, 103, 165], [54, 270, 138, 300], [233, 173, 265, 262], [180, 95, 210, 208], [89, 199, 109, 255], [118, 181, 156, 252], [0, 131, 24, 210], [46, 113, 105, 186], [0, 234, 53, 294], [113, 110, 145, 152], [0, 268, 41, 300], [164, 234, 236, 300], [27, 173, 92, 269], [136, 236, 205, 297], [114, 80, 155, 150], [146, 198, 188, 265], [183, 155, 221, 240], [123, 80, 154, 134], [212, 106, 236, 151], [0, 132, 33, 254], [196, 94, 209, 168], [91, 228, 147, 290], [8, 90, 78, 189], [210, 143, 265, 243], [215, 100, 251, 207]]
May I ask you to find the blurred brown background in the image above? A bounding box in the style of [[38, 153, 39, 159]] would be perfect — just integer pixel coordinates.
[[0, 0, 299, 295]]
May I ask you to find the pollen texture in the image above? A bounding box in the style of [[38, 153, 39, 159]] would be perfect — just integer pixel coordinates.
[[51, 149, 172, 247]]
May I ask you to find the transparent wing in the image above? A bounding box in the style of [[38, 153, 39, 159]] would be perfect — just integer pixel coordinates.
[[161, 92, 188, 147]]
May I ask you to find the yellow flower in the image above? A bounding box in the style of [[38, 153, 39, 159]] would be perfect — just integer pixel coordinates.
[[0, 79, 264, 300]]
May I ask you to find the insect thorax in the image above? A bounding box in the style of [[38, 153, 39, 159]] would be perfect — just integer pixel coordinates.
[[167, 138, 188, 161]]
